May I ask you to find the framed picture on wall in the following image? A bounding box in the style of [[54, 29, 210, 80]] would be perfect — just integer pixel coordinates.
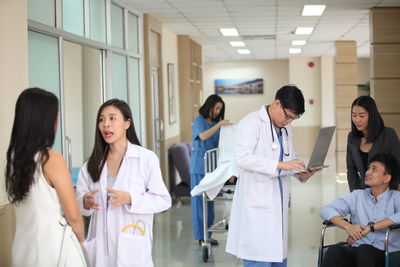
[[215, 78, 264, 94], [167, 63, 177, 124]]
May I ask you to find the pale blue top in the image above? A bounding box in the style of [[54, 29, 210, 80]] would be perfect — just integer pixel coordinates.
[[320, 188, 400, 252]]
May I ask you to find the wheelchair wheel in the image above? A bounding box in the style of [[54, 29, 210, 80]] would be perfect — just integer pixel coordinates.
[[202, 246, 209, 262]]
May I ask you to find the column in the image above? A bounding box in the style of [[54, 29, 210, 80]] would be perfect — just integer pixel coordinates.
[[370, 7, 400, 134], [335, 41, 358, 173]]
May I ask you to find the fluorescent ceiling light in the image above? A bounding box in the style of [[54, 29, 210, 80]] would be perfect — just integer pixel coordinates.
[[292, 40, 306, 46], [219, 28, 239, 36], [237, 49, 251, 54], [302, 5, 326, 16], [295, 27, 313, 35], [289, 48, 302, 54], [230, 41, 245, 47]]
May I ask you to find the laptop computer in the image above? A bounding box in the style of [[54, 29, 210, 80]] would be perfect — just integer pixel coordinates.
[[305, 126, 336, 171]]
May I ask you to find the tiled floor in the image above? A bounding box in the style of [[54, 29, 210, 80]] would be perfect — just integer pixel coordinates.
[[152, 156, 351, 267]]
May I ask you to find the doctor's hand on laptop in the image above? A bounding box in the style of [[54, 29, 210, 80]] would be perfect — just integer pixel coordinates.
[[296, 168, 322, 181], [278, 160, 307, 171]]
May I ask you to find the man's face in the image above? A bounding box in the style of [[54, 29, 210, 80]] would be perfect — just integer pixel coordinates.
[[273, 100, 300, 128], [365, 161, 391, 188]]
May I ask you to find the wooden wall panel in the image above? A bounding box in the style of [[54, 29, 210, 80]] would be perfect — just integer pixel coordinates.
[[335, 63, 358, 85], [371, 45, 400, 78], [370, 8, 400, 44], [373, 79, 400, 113], [336, 107, 351, 129], [381, 114, 400, 135], [336, 85, 358, 107], [335, 41, 357, 63]]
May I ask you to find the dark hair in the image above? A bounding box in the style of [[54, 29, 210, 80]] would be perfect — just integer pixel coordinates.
[[5, 88, 59, 204], [87, 99, 141, 182], [369, 153, 399, 190], [350, 96, 384, 142], [199, 94, 225, 121], [275, 85, 305, 115]]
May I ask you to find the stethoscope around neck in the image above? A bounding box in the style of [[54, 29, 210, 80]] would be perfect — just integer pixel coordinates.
[[266, 105, 289, 156]]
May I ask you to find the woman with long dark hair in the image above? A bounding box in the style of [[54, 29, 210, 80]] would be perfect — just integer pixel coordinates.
[[76, 99, 171, 267], [190, 94, 232, 245], [6, 88, 86, 267], [347, 95, 400, 191]]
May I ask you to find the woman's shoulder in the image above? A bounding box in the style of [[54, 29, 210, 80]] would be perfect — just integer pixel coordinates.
[[43, 149, 65, 165], [383, 126, 398, 137], [131, 143, 159, 161]]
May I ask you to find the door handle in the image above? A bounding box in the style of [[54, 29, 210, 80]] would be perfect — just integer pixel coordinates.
[[65, 136, 72, 173]]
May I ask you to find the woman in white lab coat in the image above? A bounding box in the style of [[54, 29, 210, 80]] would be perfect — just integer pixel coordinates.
[[226, 85, 320, 266], [76, 99, 171, 267]]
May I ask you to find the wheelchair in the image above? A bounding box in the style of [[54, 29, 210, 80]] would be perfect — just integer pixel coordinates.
[[318, 220, 400, 267]]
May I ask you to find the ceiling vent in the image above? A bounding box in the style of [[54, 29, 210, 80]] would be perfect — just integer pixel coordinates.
[[241, 34, 275, 40]]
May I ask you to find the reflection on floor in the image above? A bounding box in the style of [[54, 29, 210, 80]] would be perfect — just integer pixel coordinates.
[[153, 157, 350, 267]]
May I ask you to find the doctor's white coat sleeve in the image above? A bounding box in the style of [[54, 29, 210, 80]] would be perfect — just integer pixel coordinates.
[[76, 164, 95, 217], [126, 153, 172, 214], [234, 115, 279, 176]]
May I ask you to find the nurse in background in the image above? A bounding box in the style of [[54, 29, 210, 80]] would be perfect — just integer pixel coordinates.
[[347, 95, 400, 192], [76, 99, 171, 267], [190, 94, 232, 245]]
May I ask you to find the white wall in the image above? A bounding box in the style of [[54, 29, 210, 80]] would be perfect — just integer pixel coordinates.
[[161, 26, 180, 140], [289, 57, 322, 127], [203, 60, 289, 123], [321, 57, 335, 127], [0, 0, 29, 206]]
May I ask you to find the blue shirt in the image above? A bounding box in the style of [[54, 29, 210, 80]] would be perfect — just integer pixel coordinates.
[[320, 188, 400, 252], [189, 115, 220, 174]]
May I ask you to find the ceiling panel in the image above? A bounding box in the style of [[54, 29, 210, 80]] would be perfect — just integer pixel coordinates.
[[121, 0, 400, 61]]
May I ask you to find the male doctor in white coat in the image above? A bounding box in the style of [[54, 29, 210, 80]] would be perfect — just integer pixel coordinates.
[[226, 85, 321, 267]]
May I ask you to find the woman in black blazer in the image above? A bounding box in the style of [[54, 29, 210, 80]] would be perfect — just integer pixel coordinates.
[[347, 96, 400, 191]]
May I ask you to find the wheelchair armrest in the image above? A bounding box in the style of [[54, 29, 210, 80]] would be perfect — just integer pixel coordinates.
[[389, 224, 400, 230], [323, 218, 349, 226]]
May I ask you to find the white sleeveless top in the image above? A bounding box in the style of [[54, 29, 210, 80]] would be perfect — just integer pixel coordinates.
[[12, 156, 84, 267]]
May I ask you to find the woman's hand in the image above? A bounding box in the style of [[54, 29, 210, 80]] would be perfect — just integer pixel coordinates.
[[83, 189, 100, 210], [106, 188, 131, 209]]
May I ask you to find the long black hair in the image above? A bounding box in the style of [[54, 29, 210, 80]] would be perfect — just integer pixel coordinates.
[[199, 94, 225, 122], [350, 96, 384, 143], [5, 88, 59, 204], [87, 99, 141, 182]]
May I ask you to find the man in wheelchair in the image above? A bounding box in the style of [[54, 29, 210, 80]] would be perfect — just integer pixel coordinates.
[[320, 153, 400, 267]]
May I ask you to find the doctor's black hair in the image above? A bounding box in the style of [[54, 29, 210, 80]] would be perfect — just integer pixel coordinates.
[[350, 95, 384, 143], [275, 85, 305, 115], [369, 153, 399, 190], [87, 99, 141, 183], [6, 88, 59, 204], [199, 94, 225, 122]]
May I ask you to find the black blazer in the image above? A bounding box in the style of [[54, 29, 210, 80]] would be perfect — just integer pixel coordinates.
[[346, 126, 400, 192]]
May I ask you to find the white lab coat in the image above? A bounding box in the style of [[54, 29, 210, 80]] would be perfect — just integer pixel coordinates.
[[76, 142, 171, 267], [226, 105, 304, 262]]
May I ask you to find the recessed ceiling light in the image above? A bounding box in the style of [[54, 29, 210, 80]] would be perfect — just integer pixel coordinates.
[[292, 40, 306, 46], [237, 49, 251, 54], [302, 5, 326, 16], [289, 48, 302, 54], [219, 28, 239, 37], [230, 41, 245, 47], [295, 27, 313, 35]]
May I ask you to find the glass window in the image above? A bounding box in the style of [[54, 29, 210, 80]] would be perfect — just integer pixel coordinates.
[[127, 13, 139, 54], [28, 31, 62, 152], [90, 0, 106, 43], [111, 53, 128, 101], [128, 57, 141, 140], [63, 0, 84, 36], [111, 3, 124, 48], [28, 0, 56, 27]]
